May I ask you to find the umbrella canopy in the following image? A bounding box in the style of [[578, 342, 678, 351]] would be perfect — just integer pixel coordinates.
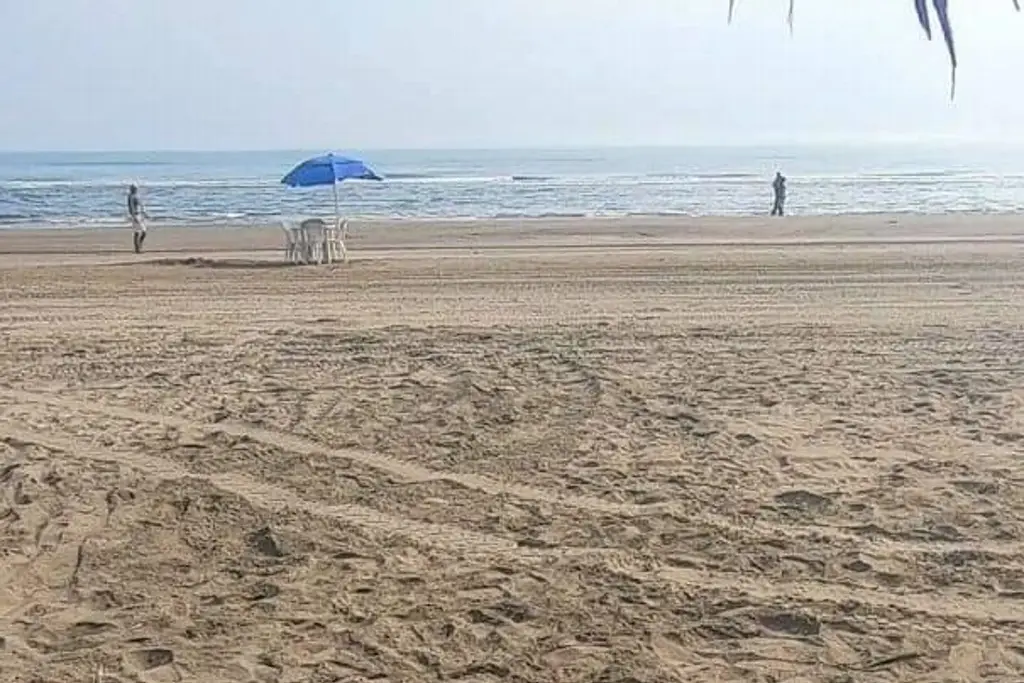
[[281, 153, 381, 188]]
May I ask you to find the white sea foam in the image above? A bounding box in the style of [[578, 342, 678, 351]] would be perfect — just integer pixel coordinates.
[[3, 146, 1024, 226]]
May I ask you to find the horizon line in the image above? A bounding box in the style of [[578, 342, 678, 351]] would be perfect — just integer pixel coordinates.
[[3, 139, 1024, 155]]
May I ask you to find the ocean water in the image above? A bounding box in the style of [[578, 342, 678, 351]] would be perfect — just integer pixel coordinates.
[[2, 145, 1024, 227]]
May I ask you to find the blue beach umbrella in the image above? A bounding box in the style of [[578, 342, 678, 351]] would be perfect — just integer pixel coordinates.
[[281, 152, 382, 226]]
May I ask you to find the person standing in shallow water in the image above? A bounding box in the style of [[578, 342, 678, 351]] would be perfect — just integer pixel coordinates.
[[771, 171, 787, 217], [127, 184, 149, 253]]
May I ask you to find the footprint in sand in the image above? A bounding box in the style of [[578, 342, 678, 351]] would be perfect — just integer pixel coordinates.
[[123, 647, 174, 671], [757, 611, 822, 637], [773, 489, 833, 514]]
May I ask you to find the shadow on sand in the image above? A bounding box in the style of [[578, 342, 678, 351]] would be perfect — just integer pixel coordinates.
[[128, 257, 309, 269]]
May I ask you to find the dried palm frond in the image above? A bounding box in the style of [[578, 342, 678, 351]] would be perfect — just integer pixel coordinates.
[[727, 1, 1021, 99]]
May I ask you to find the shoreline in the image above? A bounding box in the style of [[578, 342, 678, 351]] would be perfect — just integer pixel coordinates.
[[2, 208, 1024, 231]]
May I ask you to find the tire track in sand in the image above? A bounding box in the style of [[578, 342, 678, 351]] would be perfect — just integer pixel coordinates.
[[1, 419, 1021, 635], [2, 385, 1020, 561], [0, 421, 515, 557]]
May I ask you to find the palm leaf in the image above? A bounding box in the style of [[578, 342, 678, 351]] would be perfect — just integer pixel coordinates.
[[727, 1, 1021, 99]]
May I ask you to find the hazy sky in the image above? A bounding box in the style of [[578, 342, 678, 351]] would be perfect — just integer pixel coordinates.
[[1, 0, 1023, 150]]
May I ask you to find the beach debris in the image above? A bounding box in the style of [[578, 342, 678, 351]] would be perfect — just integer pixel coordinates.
[[863, 651, 923, 670]]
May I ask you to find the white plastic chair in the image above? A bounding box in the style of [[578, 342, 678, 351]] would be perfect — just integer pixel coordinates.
[[300, 218, 327, 264], [323, 218, 348, 263], [279, 220, 304, 264]]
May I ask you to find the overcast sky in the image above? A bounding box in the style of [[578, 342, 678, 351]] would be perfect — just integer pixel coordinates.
[[1, 0, 1023, 150]]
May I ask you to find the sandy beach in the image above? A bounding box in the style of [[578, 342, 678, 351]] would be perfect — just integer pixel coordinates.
[[1, 214, 1023, 682]]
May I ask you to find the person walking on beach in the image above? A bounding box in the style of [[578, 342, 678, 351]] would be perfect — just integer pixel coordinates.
[[127, 184, 150, 253], [771, 171, 787, 217]]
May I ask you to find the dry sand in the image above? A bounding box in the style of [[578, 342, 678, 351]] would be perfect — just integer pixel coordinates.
[[1, 215, 1023, 682]]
